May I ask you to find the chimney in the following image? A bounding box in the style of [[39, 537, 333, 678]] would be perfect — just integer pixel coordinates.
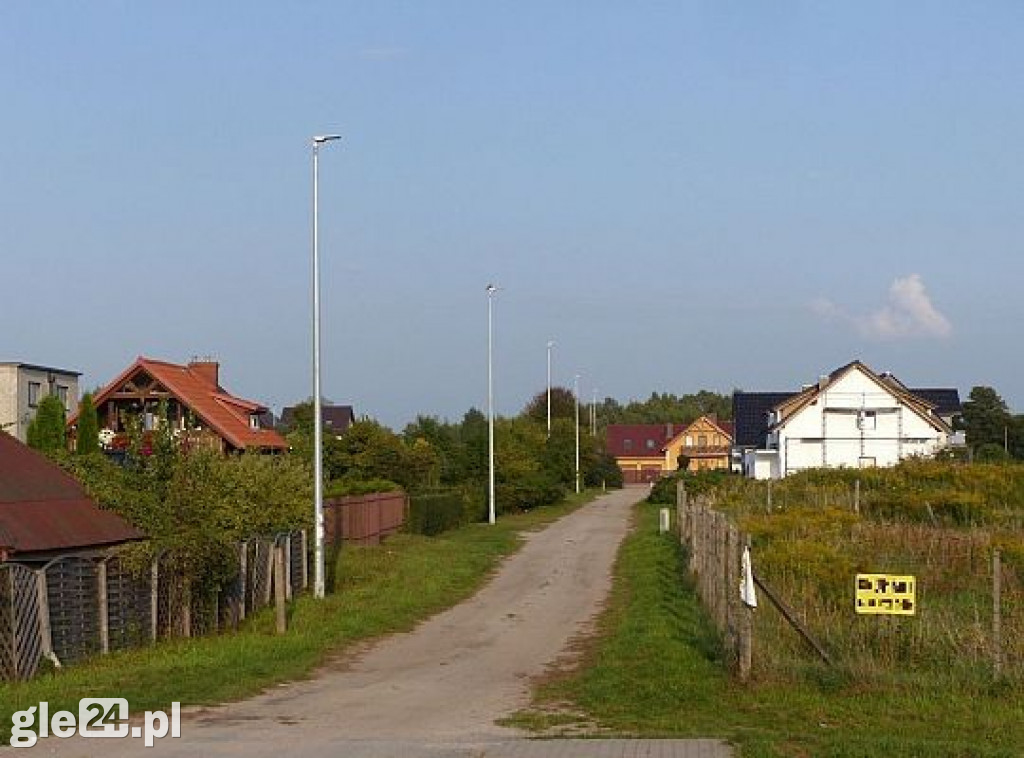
[[818, 375, 829, 391], [189, 359, 220, 388]]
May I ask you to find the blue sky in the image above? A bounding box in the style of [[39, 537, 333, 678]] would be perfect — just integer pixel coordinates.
[[3, 2, 1023, 428]]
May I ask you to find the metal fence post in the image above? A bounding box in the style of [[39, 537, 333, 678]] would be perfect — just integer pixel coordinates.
[[274, 545, 287, 635], [993, 548, 1003, 679], [284, 534, 293, 601], [301, 529, 309, 590], [150, 556, 159, 642], [238, 542, 248, 621]]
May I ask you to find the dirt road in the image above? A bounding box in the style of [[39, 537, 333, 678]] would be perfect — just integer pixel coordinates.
[[19, 487, 732, 757]]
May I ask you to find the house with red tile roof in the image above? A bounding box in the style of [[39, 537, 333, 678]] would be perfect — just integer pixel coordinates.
[[0, 433, 144, 562], [69, 357, 287, 454]]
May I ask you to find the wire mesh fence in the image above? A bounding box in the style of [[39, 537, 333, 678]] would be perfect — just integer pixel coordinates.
[[0, 529, 307, 682], [676, 480, 1023, 687]]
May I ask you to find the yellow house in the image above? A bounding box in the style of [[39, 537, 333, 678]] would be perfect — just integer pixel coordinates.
[[663, 415, 733, 473]]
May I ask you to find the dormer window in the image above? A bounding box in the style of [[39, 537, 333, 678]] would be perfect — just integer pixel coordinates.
[[250, 414, 261, 430]]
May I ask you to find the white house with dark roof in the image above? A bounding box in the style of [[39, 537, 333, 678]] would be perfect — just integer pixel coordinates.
[[733, 361, 961, 479]]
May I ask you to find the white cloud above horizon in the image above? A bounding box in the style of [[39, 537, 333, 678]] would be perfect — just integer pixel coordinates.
[[812, 274, 953, 340]]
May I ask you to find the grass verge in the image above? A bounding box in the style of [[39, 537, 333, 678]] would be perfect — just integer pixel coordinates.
[[509, 501, 1024, 757], [0, 490, 597, 745]]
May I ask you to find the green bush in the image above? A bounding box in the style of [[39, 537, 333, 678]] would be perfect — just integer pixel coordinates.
[[407, 488, 467, 536], [496, 472, 566, 513]]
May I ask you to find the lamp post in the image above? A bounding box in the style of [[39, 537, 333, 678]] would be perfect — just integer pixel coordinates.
[[591, 387, 598, 437], [546, 340, 554, 438], [574, 373, 581, 494], [312, 133, 340, 600], [487, 284, 498, 524]]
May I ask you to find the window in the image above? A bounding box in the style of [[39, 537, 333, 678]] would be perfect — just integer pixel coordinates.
[[858, 411, 877, 431], [645, 439, 656, 450], [55, 385, 69, 410], [623, 439, 632, 451], [250, 414, 261, 430], [859, 456, 876, 469], [27, 382, 41, 408], [698, 434, 707, 448]]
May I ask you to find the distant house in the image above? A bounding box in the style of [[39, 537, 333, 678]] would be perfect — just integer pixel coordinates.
[[733, 360, 962, 480], [68, 357, 287, 454], [0, 433, 144, 563], [663, 415, 734, 473], [0, 363, 81, 443], [279, 404, 355, 437], [606, 423, 687, 484]]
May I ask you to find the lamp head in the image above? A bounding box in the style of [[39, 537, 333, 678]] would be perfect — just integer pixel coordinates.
[[313, 135, 342, 145]]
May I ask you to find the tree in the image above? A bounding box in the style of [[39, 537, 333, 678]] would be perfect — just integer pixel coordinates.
[[27, 394, 66, 454], [962, 386, 1012, 454], [522, 387, 577, 424], [76, 393, 100, 455]]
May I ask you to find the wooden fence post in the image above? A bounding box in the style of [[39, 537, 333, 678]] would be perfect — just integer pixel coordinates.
[[35, 569, 54, 664], [738, 536, 753, 682], [854, 479, 861, 514], [274, 546, 287, 635], [97, 559, 109, 654], [993, 548, 1003, 679], [150, 556, 159, 642]]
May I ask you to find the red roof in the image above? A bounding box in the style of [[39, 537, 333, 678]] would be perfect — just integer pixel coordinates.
[[0, 434, 144, 555], [606, 424, 682, 459], [75, 357, 287, 452]]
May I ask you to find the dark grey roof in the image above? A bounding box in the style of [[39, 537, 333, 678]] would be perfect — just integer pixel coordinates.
[[732, 392, 795, 448], [909, 389, 961, 417], [279, 404, 355, 434]]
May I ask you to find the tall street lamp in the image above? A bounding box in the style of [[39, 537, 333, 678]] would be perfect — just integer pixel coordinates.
[[546, 340, 554, 438], [312, 133, 340, 600], [591, 387, 598, 437], [487, 284, 499, 524], [574, 373, 581, 494]]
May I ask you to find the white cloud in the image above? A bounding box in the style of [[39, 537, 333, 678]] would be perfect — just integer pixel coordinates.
[[811, 274, 952, 341]]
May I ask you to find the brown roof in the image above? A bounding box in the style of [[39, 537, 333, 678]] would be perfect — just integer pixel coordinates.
[[74, 357, 287, 452], [0, 433, 144, 555], [664, 415, 735, 450]]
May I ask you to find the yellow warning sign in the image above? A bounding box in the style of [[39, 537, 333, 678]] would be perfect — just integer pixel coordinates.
[[855, 574, 916, 616]]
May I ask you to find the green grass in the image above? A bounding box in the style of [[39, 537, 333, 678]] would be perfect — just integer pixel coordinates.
[[0, 490, 597, 745], [511, 501, 1024, 757]]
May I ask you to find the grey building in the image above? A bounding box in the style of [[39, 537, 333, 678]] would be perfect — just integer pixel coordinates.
[[0, 363, 81, 443]]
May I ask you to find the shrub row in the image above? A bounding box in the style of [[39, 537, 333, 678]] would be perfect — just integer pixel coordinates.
[[407, 488, 468, 536]]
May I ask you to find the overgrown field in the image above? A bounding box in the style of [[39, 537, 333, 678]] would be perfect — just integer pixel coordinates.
[[699, 462, 1024, 687], [512, 500, 1024, 757]]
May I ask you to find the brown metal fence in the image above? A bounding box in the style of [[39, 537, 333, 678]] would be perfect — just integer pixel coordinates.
[[323, 492, 407, 545], [0, 529, 307, 682]]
